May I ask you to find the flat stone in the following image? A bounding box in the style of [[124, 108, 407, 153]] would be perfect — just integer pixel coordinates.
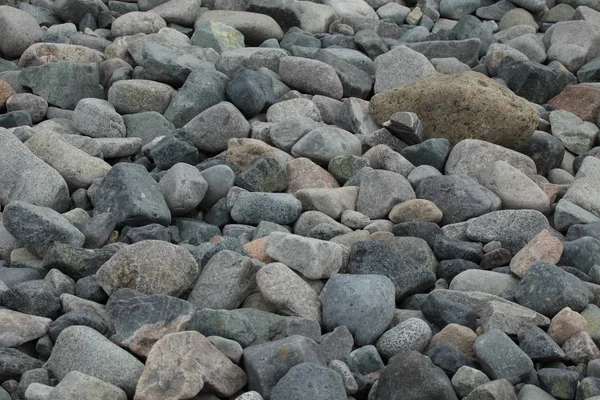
[[450, 270, 519, 297], [295, 187, 358, 220], [480, 300, 551, 335], [554, 199, 600, 231]]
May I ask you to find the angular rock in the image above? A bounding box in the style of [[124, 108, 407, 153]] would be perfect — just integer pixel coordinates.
[[510, 230, 564, 278], [474, 329, 534, 384], [48, 371, 127, 400], [480, 300, 551, 335], [517, 324, 567, 363], [0, 309, 51, 347]]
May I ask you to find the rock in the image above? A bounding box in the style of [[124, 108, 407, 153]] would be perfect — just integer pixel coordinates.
[[550, 110, 599, 156], [0, 129, 69, 211], [554, 199, 600, 231], [422, 290, 477, 330], [264, 232, 344, 280], [135, 331, 246, 399], [439, 0, 480, 20], [322, 274, 395, 346], [19, 62, 104, 110], [510, 230, 563, 278], [517, 324, 567, 363], [18, 43, 104, 68], [278, 56, 343, 99], [370, 71, 539, 149], [548, 307, 587, 346], [183, 101, 251, 153], [149, 0, 201, 27], [52, 0, 108, 25], [464, 379, 517, 400], [0, 309, 51, 347], [45, 326, 144, 396], [479, 300, 551, 335], [0, 6, 43, 59], [562, 331, 600, 364], [243, 335, 325, 398], [563, 156, 600, 218], [560, 236, 600, 274], [370, 351, 458, 400], [97, 240, 198, 297], [192, 20, 244, 54], [5, 93, 47, 123], [123, 112, 175, 145], [312, 49, 373, 100], [466, 210, 549, 255], [0, 348, 43, 382], [2, 201, 84, 258], [196, 10, 284, 46], [474, 329, 534, 384], [373, 45, 436, 94], [226, 68, 277, 118], [230, 192, 302, 225], [356, 169, 416, 220], [451, 366, 490, 398], [90, 163, 171, 229], [407, 39, 481, 68], [543, 21, 600, 73], [73, 98, 125, 139], [107, 79, 175, 115], [111, 11, 166, 37], [537, 368, 579, 400], [48, 371, 127, 400], [416, 175, 502, 225], [217, 48, 289, 77], [158, 163, 207, 216], [515, 262, 591, 317], [48, 308, 110, 342], [498, 9, 538, 30], [295, 187, 358, 219], [291, 126, 361, 166], [376, 318, 432, 360], [270, 362, 346, 400]]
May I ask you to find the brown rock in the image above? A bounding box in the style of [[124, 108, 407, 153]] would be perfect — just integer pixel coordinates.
[[243, 237, 272, 263], [0, 80, 15, 108], [134, 331, 246, 399], [509, 229, 563, 278], [286, 157, 339, 193], [369, 71, 539, 149], [548, 85, 600, 123], [426, 323, 477, 357], [388, 199, 443, 223], [548, 307, 588, 345], [562, 331, 600, 364], [226, 138, 293, 171]]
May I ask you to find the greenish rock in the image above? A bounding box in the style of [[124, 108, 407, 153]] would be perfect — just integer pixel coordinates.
[[191, 20, 245, 54], [541, 3, 575, 22], [327, 155, 369, 185], [581, 304, 600, 344], [19, 62, 103, 110], [123, 112, 176, 145], [235, 157, 288, 193], [498, 8, 538, 31], [400, 138, 450, 172]]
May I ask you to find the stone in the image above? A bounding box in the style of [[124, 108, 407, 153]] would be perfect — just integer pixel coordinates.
[[107, 79, 175, 115], [192, 20, 244, 54], [226, 68, 277, 118], [510, 230, 564, 278], [517, 324, 567, 363], [422, 290, 478, 330], [278, 56, 343, 99], [543, 21, 600, 73], [517, 131, 565, 177], [559, 236, 600, 274], [295, 187, 358, 219], [230, 192, 302, 225], [90, 163, 171, 229], [0, 348, 43, 382], [264, 232, 344, 280], [554, 199, 600, 231], [515, 262, 591, 318], [73, 98, 125, 139], [196, 10, 284, 46], [52, 0, 108, 25], [370, 351, 458, 400], [415, 175, 502, 225], [373, 45, 436, 94], [183, 101, 251, 153], [498, 9, 538, 30], [19, 62, 104, 110], [0, 6, 43, 59], [159, 163, 207, 216], [322, 274, 395, 346], [439, 0, 480, 20], [401, 138, 451, 172], [97, 240, 198, 297], [135, 331, 246, 399], [312, 49, 373, 99], [485, 43, 529, 77], [48, 371, 127, 400], [45, 326, 144, 396], [464, 379, 518, 400], [562, 331, 600, 364], [356, 169, 416, 220], [270, 362, 346, 400], [286, 157, 339, 193], [291, 126, 361, 166], [0, 309, 51, 347], [188, 250, 259, 310], [563, 156, 600, 218], [548, 307, 588, 346], [123, 112, 175, 145], [376, 318, 432, 360], [18, 43, 104, 69], [149, 0, 201, 27], [474, 329, 534, 384], [407, 38, 481, 68], [451, 366, 491, 398], [217, 48, 289, 77], [550, 110, 599, 156], [243, 335, 325, 398], [5, 93, 47, 123], [370, 71, 539, 149], [480, 300, 551, 335], [111, 11, 166, 37]]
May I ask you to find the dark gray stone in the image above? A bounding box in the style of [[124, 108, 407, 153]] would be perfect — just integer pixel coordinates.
[[318, 326, 354, 363], [518, 326, 566, 363], [230, 192, 302, 225], [75, 275, 108, 303], [428, 342, 476, 376], [268, 317, 321, 342], [566, 222, 600, 241], [271, 362, 346, 400], [48, 308, 110, 342], [451, 15, 496, 57], [515, 262, 591, 317], [392, 221, 443, 248], [149, 135, 199, 170], [354, 29, 388, 60], [0, 267, 42, 288], [516, 131, 565, 177], [437, 259, 481, 282], [538, 368, 579, 400], [90, 163, 171, 229], [0, 110, 32, 129], [312, 49, 373, 99], [558, 237, 600, 274], [416, 175, 502, 225], [118, 224, 171, 244], [327, 155, 369, 184], [2, 280, 61, 318], [174, 218, 221, 244], [577, 56, 600, 83], [123, 112, 175, 146], [199, 164, 236, 210], [226, 67, 277, 118], [407, 38, 481, 67], [433, 235, 484, 263], [0, 348, 43, 382], [421, 290, 478, 330], [73, 212, 116, 249], [234, 157, 288, 193], [370, 351, 458, 400], [42, 242, 121, 280], [2, 201, 84, 258], [347, 240, 436, 301]]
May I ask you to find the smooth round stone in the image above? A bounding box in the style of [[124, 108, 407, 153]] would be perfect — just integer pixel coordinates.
[[266, 98, 321, 123], [376, 317, 432, 360], [498, 9, 538, 31], [356, 169, 416, 220], [278, 56, 343, 100], [107, 79, 175, 115], [270, 362, 346, 400], [73, 98, 125, 139], [150, 0, 202, 27], [0, 6, 43, 59], [439, 0, 480, 20], [5, 93, 47, 123], [389, 199, 443, 224], [373, 45, 436, 94], [111, 11, 166, 37], [195, 10, 284, 46], [159, 163, 208, 216]]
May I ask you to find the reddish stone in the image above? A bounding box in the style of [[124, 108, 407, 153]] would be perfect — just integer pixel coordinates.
[[0, 80, 15, 108], [548, 85, 600, 123], [243, 237, 272, 263], [540, 183, 559, 204]]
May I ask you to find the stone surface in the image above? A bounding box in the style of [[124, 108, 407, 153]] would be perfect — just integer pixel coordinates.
[[0, 309, 51, 347], [270, 362, 346, 400], [0, 6, 43, 59], [48, 371, 127, 400], [510, 230, 564, 278], [373, 45, 436, 94]]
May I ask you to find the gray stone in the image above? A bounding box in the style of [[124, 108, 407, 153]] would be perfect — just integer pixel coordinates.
[[543, 21, 600, 73], [269, 117, 318, 152], [149, 0, 201, 27], [192, 20, 244, 53], [270, 362, 346, 400], [188, 250, 259, 309], [517, 324, 567, 363], [0, 309, 51, 347], [295, 187, 358, 220], [376, 317, 432, 360], [563, 156, 600, 218], [466, 210, 550, 255], [450, 270, 519, 297], [90, 163, 171, 229], [5, 93, 47, 124], [97, 240, 199, 297], [515, 262, 591, 317], [45, 326, 145, 396], [19, 62, 103, 110], [550, 110, 599, 156], [159, 163, 207, 216], [319, 326, 354, 363], [48, 371, 127, 400], [362, 145, 415, 177], [356, 168, 416, 220], [106, 288, 195, 357], [322, 274, 396, 346], [243, 335, 326, 398], [517, 384, 556, 400], [0, 129, 70, 212], [107, 79, 175, 115], [111, 11, 166, 37], [266, 98, 321, 123], [373, 45, 436, 94], [217, 48, 289, 77], [480, 300, 551, 335], [464, 379, 517, 400], [230, 192, 302, 225], [43, 242, 120, 280], [451, 366, 491, 398], [0, 348, 43, 382], [2, 201, 84, 258], [474, 329, 534, 384], [0, 6, 43, 59], [226, 67, 277, 118], [312, 49, 373, 99], [52, 0, 108, 25], [291, 126, 361, 166], [196, 10, 284, 46], [278, 56, 343, 99], [123, 112, 176, 145], [440, 0, 480, 20], [73, 98, 125, 139]]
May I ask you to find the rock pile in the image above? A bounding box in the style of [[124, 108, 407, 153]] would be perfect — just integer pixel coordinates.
[[0, 0, 600, 399]]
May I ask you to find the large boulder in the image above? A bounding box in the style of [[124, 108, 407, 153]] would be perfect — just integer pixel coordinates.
[[370, 71, 539, 149]]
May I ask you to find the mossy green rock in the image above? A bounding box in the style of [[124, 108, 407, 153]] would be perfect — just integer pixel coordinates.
[[191, 20, 245, 54]]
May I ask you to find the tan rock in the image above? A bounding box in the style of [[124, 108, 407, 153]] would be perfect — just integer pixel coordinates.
[[369, 71, 539, 149], [388, 199, 443, 223], [548, 307, 588, 345], [134, 331, 246, 399], [0, 80, 15, 108], [426, 323, 477, 357], [18, 43, 105, 68], [243, 237, 272, 263], [226, 138, 293, 171], [509, 229, 563, 278], [286, 157, 339, 193]]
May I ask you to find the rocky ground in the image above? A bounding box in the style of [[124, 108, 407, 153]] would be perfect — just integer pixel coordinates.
[[0, 0, 600, 399]]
